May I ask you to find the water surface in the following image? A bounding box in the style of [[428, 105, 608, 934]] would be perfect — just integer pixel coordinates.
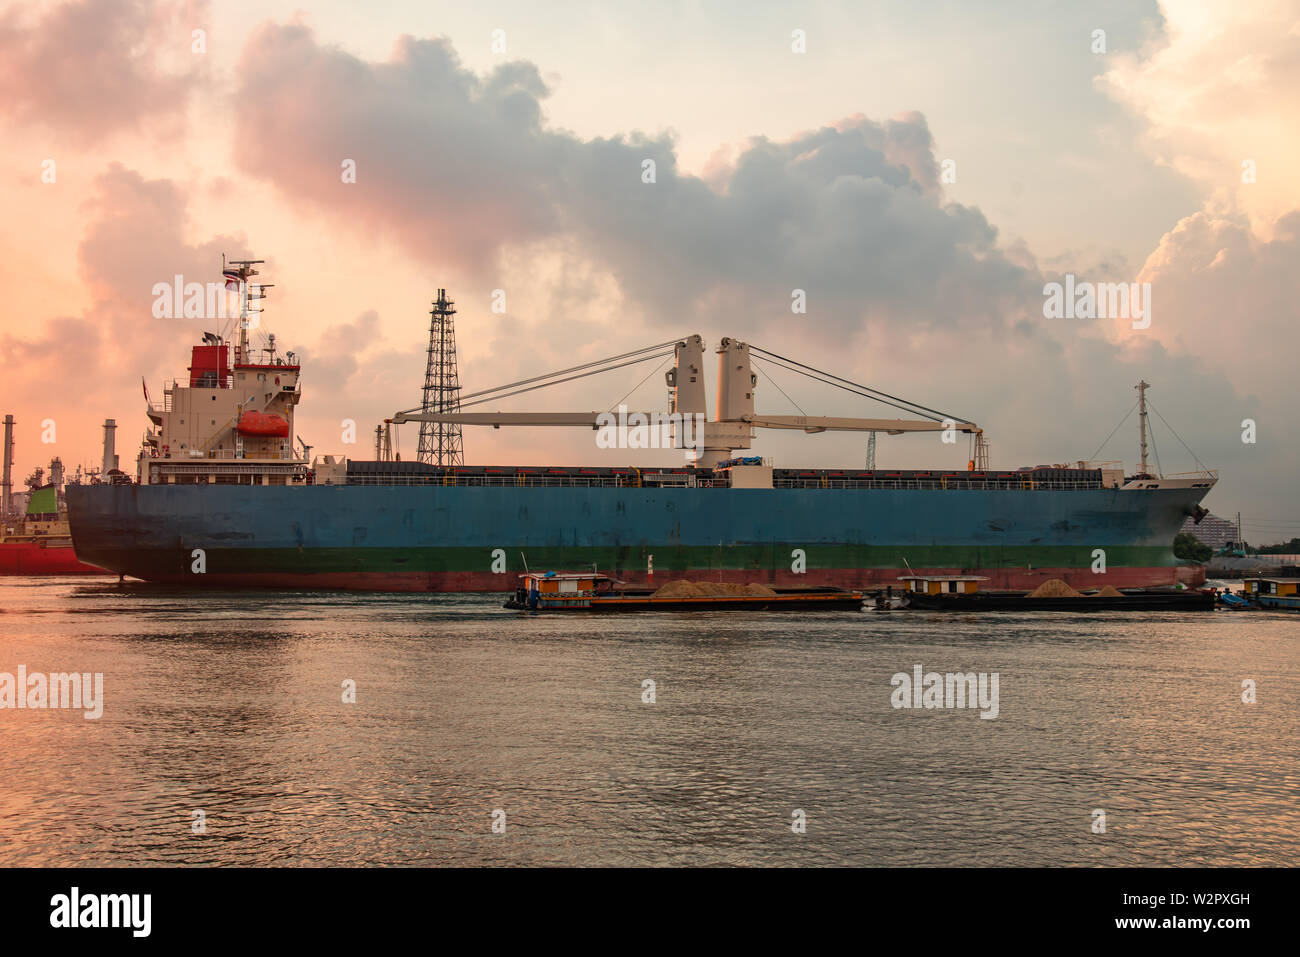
[[1, 578, 1295, 866]]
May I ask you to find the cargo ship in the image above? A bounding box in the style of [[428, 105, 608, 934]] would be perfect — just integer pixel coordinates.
[[66, 261, 1219, 592]]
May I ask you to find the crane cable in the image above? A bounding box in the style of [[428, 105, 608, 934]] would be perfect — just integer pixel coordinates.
[[750, 358, 808, 416], [397, 338, 683, 414], [609, 356, 673, 412], [457, 350, 675, 410], [750, 350, 964, 423], [750, 344, 969, 424]]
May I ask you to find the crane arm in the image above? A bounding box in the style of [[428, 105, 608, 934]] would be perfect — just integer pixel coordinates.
[[741, 415, 979, 434], [391, 411, 626, 428], [391, 410, 979, 435]]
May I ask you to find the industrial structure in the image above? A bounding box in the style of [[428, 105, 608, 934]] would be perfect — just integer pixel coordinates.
[[1, 414, 13, 521], [416, 289, 464, 467], [1, 416, 117, 575]]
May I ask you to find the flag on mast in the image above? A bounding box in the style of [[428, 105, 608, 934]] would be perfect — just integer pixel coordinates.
[[223, 267, 241, 291]]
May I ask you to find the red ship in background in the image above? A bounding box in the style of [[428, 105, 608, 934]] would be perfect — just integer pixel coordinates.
[[0, 414, 116, 576]]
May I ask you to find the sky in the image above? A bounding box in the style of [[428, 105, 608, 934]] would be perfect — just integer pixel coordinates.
[[0, 0, 1297, 541]]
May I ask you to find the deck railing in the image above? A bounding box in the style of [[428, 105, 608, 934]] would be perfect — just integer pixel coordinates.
[[343, 474, 1110, 491]]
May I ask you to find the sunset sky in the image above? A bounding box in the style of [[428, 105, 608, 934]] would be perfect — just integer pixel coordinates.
[[1, 0, 1297, 538]]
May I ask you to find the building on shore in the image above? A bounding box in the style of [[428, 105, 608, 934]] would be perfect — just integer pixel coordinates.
[[1180, 513, 1239, 550]]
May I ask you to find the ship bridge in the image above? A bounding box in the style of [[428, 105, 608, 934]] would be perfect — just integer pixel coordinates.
[[140, 259, 308, 486]]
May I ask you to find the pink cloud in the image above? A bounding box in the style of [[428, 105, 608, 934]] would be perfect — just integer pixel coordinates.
[[0, 0, 206, 144]]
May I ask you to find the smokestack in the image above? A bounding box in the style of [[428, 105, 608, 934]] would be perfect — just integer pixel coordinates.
[[102, 418, 118, 475], [2, 415, 12, 520]]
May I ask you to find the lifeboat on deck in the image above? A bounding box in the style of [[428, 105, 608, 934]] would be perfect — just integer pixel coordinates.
[[237, 411, 290, 437]]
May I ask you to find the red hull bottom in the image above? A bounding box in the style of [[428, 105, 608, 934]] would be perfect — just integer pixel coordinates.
[[0, 543, 112, 576], [104, 565, 1205, 593]]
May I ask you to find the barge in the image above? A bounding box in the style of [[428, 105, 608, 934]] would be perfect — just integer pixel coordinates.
[[898, 574, 1215, 611], [504, 571, 865, 612]]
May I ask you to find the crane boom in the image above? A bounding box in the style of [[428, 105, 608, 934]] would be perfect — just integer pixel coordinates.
[[390, 335, 983, 465], [392, 411, 624, 428], [742, 415, 978, 434], [391, 410, 978, 435]]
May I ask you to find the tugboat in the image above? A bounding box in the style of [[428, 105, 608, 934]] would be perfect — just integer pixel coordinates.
[[1241, 576, 1300, 611]]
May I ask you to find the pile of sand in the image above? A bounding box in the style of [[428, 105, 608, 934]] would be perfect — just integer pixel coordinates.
[[696, 582, 744, 596], [650, 580, 778, 598], [1026, 578, 1084, 598], [1093, 585, 1125, 597], [650, 579, 703, 597]]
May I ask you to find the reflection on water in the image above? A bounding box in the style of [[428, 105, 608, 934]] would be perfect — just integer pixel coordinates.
[[0, 577, 1296, 865]]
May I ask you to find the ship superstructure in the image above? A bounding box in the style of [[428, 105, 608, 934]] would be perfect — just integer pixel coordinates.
[[140, 260, 307, 487]]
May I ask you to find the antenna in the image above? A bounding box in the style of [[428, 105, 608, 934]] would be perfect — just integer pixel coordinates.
[[224, 257, 265, 364]]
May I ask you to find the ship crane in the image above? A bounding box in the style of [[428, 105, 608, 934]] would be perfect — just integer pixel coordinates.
[[392, 335, 982, 468]]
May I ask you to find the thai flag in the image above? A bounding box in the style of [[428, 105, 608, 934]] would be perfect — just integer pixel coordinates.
[[223, 268, 241, 291]]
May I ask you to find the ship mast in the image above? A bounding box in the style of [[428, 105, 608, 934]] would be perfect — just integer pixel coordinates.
[[1136, 379, 1150, 477], [223, 256, 265, 365]]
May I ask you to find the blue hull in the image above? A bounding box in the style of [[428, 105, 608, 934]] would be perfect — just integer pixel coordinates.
[[65, 481, 1211, 592]]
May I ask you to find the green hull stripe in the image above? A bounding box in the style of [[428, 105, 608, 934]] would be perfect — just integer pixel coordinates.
[[170, 543, 1176, 574]]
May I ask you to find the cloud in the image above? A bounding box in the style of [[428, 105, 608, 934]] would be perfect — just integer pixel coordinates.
[[231, 24, 564, 272], [1099, 0, 1300, 233], [0, 315, 102, 368], [0, 163, 248, 474], [296, 309, 381, 397], [231, 22, 1041, 339], [0, 0, 205, 145], [76, 163, 247, 304], [1130, 209, 1300, 379]]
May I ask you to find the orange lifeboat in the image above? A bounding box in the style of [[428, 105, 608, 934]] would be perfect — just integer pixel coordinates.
[[237, 411, 290, 437]]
